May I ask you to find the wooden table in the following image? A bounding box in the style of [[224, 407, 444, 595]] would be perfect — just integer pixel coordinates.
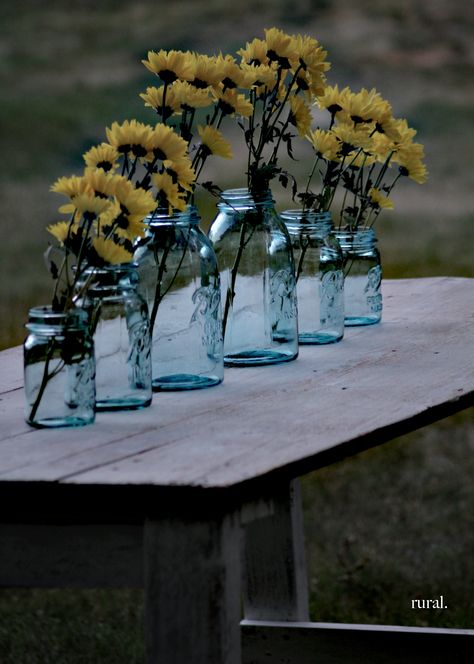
[[1, 277, 474, 663]]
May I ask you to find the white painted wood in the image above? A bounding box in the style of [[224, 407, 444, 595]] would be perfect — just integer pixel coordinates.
[[0, 278, 472, 489], [144, 512, 242, 664], [243, 480, 309, 621], [0, 523, 143, 587], [241, 620, 474, 663]]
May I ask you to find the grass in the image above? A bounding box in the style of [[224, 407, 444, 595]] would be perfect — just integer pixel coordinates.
[[0, 0, 473, 659]]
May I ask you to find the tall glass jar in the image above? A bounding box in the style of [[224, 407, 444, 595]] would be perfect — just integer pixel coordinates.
[[134, 206, 224, 390], [282, 209, 344, 344], [335, 228, 382, 326], [24, 306, 95, 428], [79, 264, 152, 410], [208, 188, 298, 366]]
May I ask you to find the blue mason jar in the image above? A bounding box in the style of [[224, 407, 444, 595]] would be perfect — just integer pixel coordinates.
[[24, 306, 96, 428], [80, 264, 152, 410], [335, 228, 382, 326], [134, 206, 224, 390], [282, 209, 344, 344], [208, 188, 299, 366]]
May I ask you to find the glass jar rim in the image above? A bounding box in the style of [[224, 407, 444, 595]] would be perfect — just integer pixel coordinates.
[[218, 187, 274, 209], [26, 305, 89, 331], [145, 205, 199, 228]]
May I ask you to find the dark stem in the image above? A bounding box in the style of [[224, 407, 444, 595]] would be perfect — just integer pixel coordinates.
[[222, 217, 248, 339]]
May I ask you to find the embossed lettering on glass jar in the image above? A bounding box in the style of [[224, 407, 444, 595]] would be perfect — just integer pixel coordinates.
[[208, 188, 298, 366], [24, 306, 95, 428], [335, 228, 382, 326], [80, 264, 152, 410], [134, 206, 223, 390], [282, 209, 344, 344]]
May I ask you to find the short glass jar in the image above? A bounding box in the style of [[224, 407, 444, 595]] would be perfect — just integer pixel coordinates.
[[335, 228, 382, 326], [282, 209, 344, 344], [79, 264, 152, 410], [134, 206, 224, 390], [208, 188, 298, 366], [24, 306, 95, 428]]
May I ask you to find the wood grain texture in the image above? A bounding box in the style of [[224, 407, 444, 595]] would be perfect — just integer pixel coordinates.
[[144, 513, 242, 664], [241, 621, 474, 664], [243, 480, 309, 621], [0, 279, 473, 494]]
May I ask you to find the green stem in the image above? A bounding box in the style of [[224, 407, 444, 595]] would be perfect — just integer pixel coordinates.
[[222, 218, 247, 339]]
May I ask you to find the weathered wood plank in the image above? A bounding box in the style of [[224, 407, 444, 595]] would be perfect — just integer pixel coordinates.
[[243, 480, 309, 621], [144, 512, 242, 664], [0, 279, 472, 490], [241, 620, 474, 664], [0, 523, 143, 587]]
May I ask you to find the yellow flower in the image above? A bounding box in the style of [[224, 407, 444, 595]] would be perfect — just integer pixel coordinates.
[[264, 27, 298, 68], [47, 221, 73, 244], [60, 193, 111, 220], [288, 96, 312, 136], [50, 175, 90, 198], [342, 88, 392, 126], [114, 179, 156, 225], [151, 172, 187, 213], [238, 38, 269, 66], [240, 62, 277, 90], [307, 129, 340, 161], [171, 80, 213, 109], [369, 187, 394, 209], [333, 123, 372, 153], [216, 54, 255, 90], [371, 133, 396, 163], [316, 84, 347, 116], [215, 88, 253, 117], [147, 123, 189, 163], [83, 167, 122, 198], [105, 120, 154, 157], [198, 125, 233, 159], [140, 85, 183, 119], [142, 49, 195, 84], [291, 34, 330, 80], [83, 143, 119, 173], [93, 237, 133, 265], [395, 146, 428, 184], [165, 157, 196, 192], [190, 53, 223, 89]]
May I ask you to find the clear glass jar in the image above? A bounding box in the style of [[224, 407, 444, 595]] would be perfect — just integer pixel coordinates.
[[24, 306, 95, 428], [208, 188, 299, 366], [282, 209, 344, 344], [80, 264, 152, 410], [335, 228, 382, 326], [134, 206, 223, 390]]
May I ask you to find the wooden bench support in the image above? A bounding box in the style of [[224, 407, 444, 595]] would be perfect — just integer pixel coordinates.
[[144, 513, 242, 664], [241, 620, 474, 664], [243, 479, 309, 621]]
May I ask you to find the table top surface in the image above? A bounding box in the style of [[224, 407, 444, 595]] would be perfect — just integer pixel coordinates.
[[1, 278, 473, 500]]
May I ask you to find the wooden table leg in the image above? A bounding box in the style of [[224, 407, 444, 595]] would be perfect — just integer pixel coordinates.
[[242, 479, 309, 621], [144, 511, 242, 664]]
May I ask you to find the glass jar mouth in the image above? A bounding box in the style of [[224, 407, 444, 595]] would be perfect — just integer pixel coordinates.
[[26, 305, 89, 332], [281, 209, 333, 235], [145, 206, 199, 228], [218, 187, 274, 210], [335, 227, 377, 249]]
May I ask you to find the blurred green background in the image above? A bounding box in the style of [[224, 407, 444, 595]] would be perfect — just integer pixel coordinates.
[[0, 1, 473, 661]]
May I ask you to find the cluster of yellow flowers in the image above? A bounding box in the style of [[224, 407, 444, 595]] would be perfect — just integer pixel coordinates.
[[45, 26, 427, 308], [304, 85, 427, 227]]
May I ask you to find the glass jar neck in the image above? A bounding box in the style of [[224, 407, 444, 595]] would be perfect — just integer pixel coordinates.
[[335, 227, 377, 251], [26, 305, 88, 334], [145, 205, 199, 229], [81, 264, 139, 297], [218, 187, 274, 212], [281, 209, 334, 237]]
